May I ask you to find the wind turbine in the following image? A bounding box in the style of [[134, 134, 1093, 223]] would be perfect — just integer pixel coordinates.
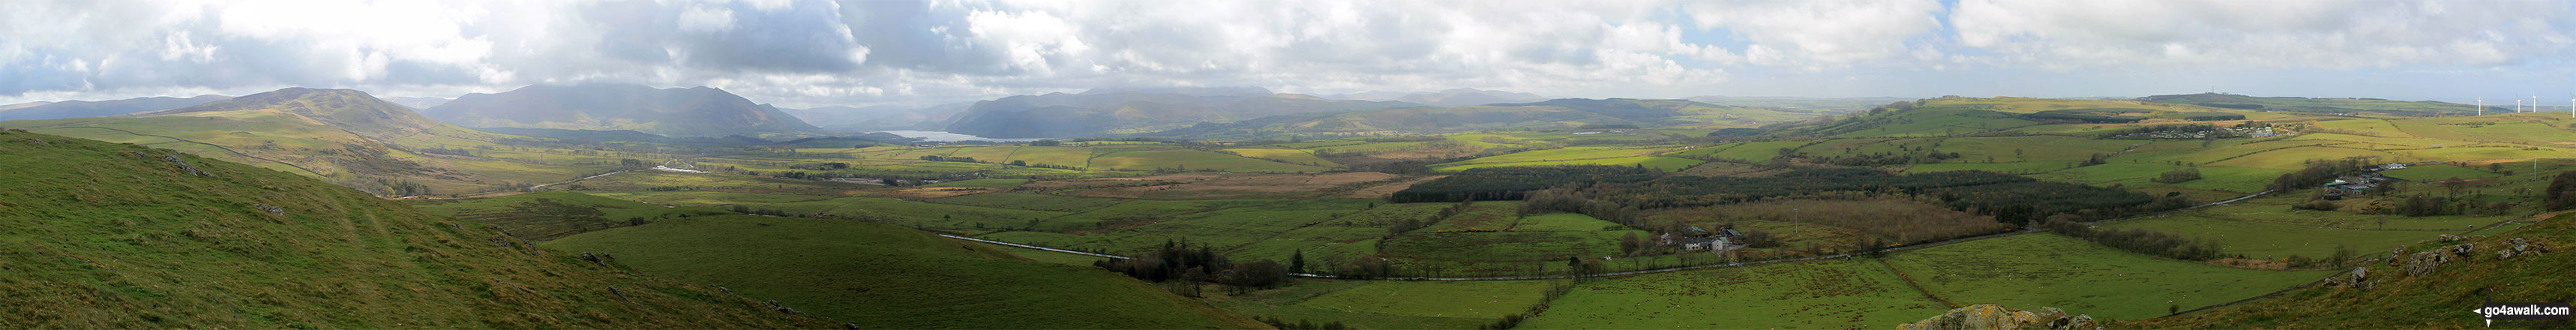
[[2478, 99, 2484, 116]]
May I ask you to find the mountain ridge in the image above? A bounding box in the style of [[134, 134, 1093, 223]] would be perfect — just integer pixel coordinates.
[[426, 83, 820, 137]]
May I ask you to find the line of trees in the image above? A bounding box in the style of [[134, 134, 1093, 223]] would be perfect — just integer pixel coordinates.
[[2042, 217, 2223, 260], [1390, 165, 1660, 202]]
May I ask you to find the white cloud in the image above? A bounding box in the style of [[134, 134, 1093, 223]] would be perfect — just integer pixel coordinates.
[[1685, 0, 1947, 68], [677, 5, 738, 33], [1948, 0, 2575, 69], [0, 0, 2568, 106]]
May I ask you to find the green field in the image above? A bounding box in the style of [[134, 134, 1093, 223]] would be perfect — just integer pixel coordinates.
[[1432, 156, 1703, 172], [923, 178, 1030, 188], [539, 215, 1266, 328], [1523, 259, 1948, 328], [1886, 233, 2336, 320], [1207, 280, 1510, 329], [1091, 149, 1330, 172], [403, 191, 732, 241], [1225, 148, 1344, 167], [1297, 280, 1552, 320], [2101, 214, 2442, 260], [2377, 164, 2502, 181], [928, 193, 1125, 212]]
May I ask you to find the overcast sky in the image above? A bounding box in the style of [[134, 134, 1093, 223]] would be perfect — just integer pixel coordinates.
[[4, 0, 2572, 108]]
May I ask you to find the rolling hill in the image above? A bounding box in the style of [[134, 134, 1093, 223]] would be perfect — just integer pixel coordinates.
[[1325, 88, 1548, 107], [425, 83, 820, 137], [2139, 93, 2480, 116], [1147, 98, 1806, 139], [942, 88, 1423, 138], [0, 88, 608, 196], [0, 94, 231, 121], [0, 130, 832, 328]]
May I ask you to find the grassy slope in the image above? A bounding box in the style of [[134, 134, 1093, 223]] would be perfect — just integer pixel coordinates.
[[403, 191, 733, 241], [0, 88, 615, 195], [2131, 213, 2576, 328], [1524, 259, 1948, 328], [1885, 233, 2335, 320], [538, 215, 1268, 329], [0, 130, 824, 328]]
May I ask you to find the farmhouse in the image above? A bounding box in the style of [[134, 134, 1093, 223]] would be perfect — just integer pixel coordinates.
[[1663, 225, 1745, 251]]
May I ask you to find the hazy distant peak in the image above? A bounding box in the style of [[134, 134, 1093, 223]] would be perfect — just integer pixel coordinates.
[[0, 94, 232, 121], [1078, 86, 1275, 97]]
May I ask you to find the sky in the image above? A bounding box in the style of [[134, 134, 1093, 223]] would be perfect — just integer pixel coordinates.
[[2, 0, 2572, 108]]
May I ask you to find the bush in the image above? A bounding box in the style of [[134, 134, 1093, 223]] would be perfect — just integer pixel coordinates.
[[2153, 167, 2202, 184], [2548, 170, 2576, 211], [2292, 199, 2341, 211]]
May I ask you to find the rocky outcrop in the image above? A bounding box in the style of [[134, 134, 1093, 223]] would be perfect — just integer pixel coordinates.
[[2324, 266, 2373, 290], [2497, 237, 2551, 260], [164, 154, 209, 177], [2404, 242, 2483, 276], [1897, 304, 2103, 330]]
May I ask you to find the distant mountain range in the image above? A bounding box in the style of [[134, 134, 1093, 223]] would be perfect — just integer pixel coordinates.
[[1684, 96, 1914, 112], [0, 94, 232, 121], [424, 83, 820, 137], [942, 88, 1423, 138], [1324, 88, 1549, 107]]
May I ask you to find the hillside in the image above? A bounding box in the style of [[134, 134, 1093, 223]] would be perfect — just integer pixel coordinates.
[[1326, 88, 1548, 107], [151, 88, 490, 142], [0, 130, 830, 328], [0, 94, 230, 121], [2139, 93, 2479, 116], [1147, 98, 1806, 139], [1, 88, 616, 196], [538, 215, 1273, 328], [2129, 213, 2575, 328], [943, 90, 1422, 138], [426, 83, 820, 137]]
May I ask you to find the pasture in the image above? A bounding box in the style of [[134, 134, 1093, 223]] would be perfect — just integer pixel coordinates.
[[1885, 233, 2337, 320], [538, 215, 1265, 328], [1522, 259, 1948, 328]]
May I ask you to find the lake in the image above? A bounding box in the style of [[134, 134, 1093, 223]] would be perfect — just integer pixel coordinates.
[[874, 130, 1046, 142]]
